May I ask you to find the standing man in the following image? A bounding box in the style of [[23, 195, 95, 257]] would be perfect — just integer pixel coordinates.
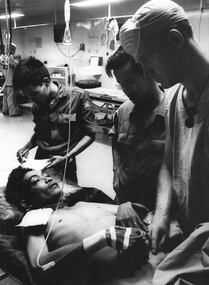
[[106, 47, 166, 211], [13, 56, 96, 183], [120, 1, 209, 280], [2, 43, 22, 116]]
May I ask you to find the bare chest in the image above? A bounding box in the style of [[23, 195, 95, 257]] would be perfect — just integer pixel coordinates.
[[46, 202, 116, 249]]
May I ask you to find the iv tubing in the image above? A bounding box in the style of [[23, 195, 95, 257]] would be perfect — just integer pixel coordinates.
[[36, 44, 73, 270]]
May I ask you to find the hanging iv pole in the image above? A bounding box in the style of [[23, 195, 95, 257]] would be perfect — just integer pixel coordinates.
[[104, 3, 111, 56], [104, 3, 118, 55]]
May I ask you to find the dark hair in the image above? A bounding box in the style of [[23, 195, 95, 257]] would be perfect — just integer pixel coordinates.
[[13, 56, 50, 89], [5, 166, 33, 209], [105, 46, 144, 78]]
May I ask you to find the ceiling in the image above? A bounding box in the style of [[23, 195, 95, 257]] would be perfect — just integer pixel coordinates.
[[0, 0, 207, 28]]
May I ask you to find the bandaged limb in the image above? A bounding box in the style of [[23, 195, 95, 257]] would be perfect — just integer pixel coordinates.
[[83, 226, 149, 257], [106, 226, 148, 250], [83, 230, 107, 256], [33, 226, 149, 272], [106, 226, 150, 265]]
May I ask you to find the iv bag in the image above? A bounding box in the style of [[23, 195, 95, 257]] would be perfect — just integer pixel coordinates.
[[63, 23, 72, 44], [63, 0, 72, 44]]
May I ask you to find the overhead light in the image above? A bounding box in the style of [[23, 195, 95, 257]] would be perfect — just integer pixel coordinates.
[[0, 7, 24, 20], [71, 0, 120, 7]]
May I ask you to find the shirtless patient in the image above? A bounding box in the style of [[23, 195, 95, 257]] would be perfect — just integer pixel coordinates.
[[5, 167, 149, 284]]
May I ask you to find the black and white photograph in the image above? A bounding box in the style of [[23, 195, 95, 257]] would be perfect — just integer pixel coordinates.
[[1, 0, 209, 284]]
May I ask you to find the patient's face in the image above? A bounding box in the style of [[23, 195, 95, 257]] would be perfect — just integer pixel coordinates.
[[22, 171, 62, 208]]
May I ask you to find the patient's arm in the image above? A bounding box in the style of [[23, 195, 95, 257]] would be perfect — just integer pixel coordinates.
[[26, 225, 146, 271], [26, 230, 86, 270]]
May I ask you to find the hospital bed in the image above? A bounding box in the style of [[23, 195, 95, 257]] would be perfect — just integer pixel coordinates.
[[86, 87, 128, 132]]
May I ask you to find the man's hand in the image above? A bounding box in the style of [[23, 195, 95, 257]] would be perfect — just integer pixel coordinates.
[[113, 169, 119, 191], [116, 202, 149, 232], [47, 155, 64, 168], [17, 148, 29, 164], [47, 155, 73, 168], [106, 226, 148, 251], [149, 214, 170, 255]]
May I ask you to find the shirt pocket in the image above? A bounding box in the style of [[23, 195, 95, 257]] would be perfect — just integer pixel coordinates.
[[117, 132, 135, 145], [150, 138, 165, 152], [58, 113, 76, 123], [56, 113, 78, 140]]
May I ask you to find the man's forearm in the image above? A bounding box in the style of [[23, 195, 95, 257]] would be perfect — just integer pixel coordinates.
[[83, 230, 107, 256], [21, 133, 38, 152], [35, 231, 107, 270], [66, 134, 95, 160], [112, 139, 120, 170], [155, 163, 173, 221]]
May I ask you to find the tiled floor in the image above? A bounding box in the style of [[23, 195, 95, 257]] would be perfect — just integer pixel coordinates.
[[0, 106, 115, 199]]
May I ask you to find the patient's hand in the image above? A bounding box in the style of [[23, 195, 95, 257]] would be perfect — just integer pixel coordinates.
[[106, 226, 148, 251], [116, 202, 148, 232]]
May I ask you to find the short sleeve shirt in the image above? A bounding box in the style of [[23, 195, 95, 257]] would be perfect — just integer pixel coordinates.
[[109, 96, 166, 209], [32, 83, 96, 156]]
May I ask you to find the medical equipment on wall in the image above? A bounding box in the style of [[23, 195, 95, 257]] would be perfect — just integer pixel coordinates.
[[104, 4, 119, 55], [55, 0, 85, 58]]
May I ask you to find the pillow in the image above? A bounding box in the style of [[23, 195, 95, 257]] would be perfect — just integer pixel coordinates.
[[0, 186, 23, 229], [0, 233, 36, 284], [0, 187, 36, 284], [75, 79, 101, 89]]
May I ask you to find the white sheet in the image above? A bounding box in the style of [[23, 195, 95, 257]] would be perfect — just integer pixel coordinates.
[[23, 159, 52, 171]]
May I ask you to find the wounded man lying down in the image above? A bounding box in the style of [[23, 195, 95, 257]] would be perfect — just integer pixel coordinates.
[[5, 166, 151, 284]]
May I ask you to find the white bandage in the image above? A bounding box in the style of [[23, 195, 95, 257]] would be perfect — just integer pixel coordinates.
[[16, 208, 53, 227], [123, 228, 132, 250], [109, 226, 117, 248], [83, 230, 106, 256]]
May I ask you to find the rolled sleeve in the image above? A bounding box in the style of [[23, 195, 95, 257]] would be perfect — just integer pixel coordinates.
[[78, 91, 97, 135], [108, 112, 118, 138]]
